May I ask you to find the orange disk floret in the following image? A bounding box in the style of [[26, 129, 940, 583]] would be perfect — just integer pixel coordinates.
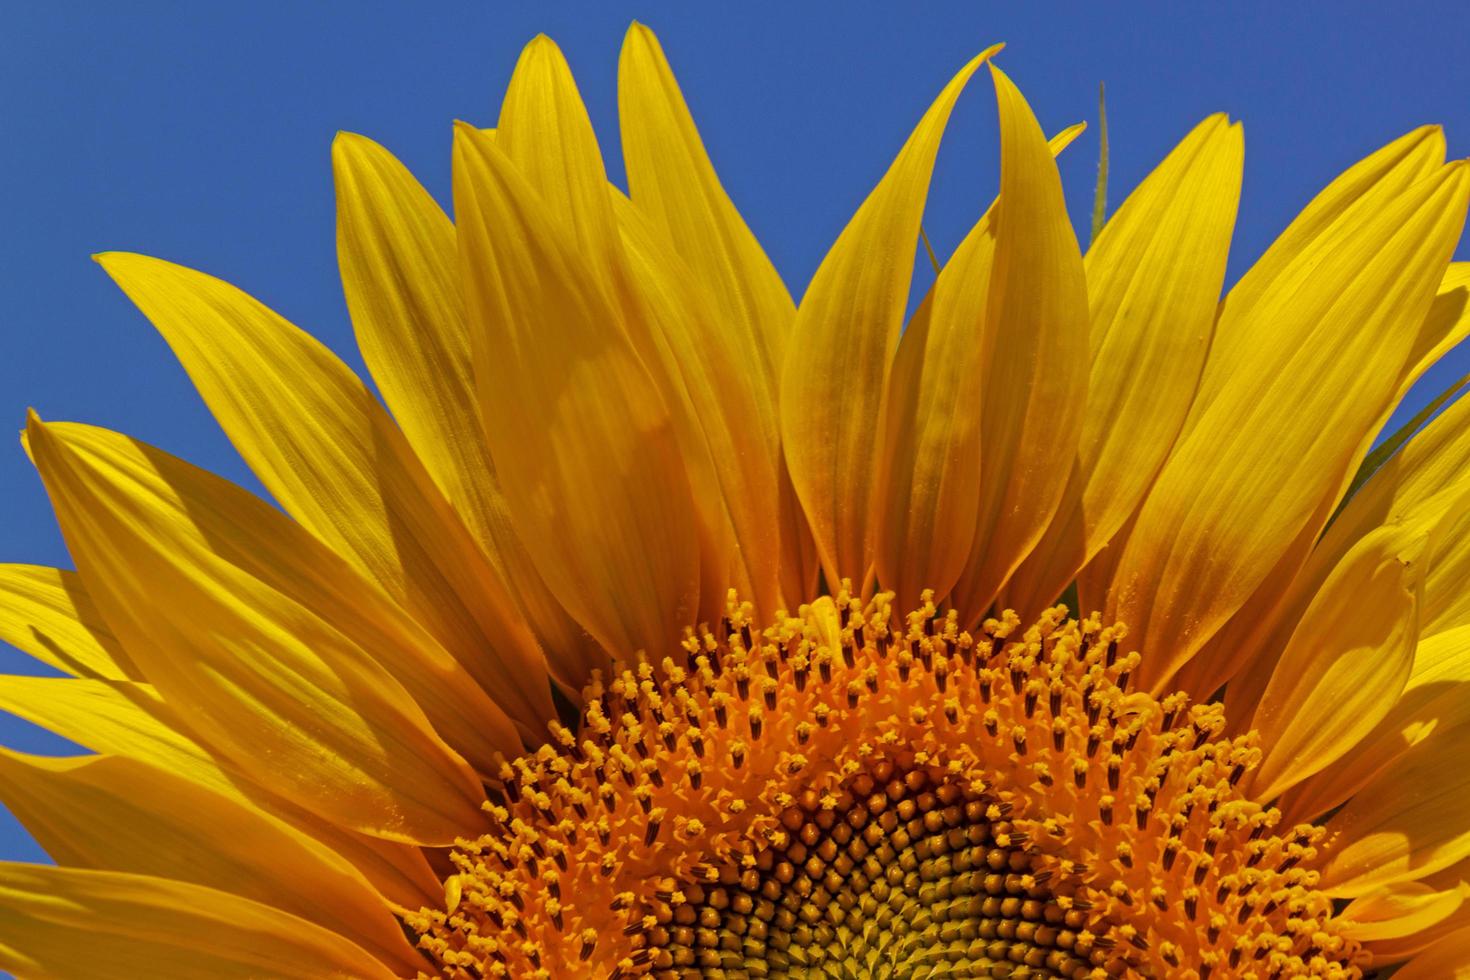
[[405, 588, 1364, 979]]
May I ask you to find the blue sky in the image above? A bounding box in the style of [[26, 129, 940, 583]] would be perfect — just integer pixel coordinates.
[[0, 2, 1467, 864]]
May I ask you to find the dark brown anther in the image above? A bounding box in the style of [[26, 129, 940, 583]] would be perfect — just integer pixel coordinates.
[[1086, 697, 1102, 728]]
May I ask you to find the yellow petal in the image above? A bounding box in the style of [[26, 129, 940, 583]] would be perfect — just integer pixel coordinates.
[[872, 288, 981, 611], [1245, 519, 1430, 801], [332, 133, 600, 690], [878, 282, 985, 609], [95, 251, 555, 732], [875, 121, 1084, 612], [614, 195, 783, 617], [0, 864, 396, 980], [1096, 130, 1454, 693], [1178, 262, 1470, 704], [618, 22, 796, 418], [1394, 924, 1470, 979], [1219, 378, 1470, 724], [1102, 156, 1470, 689], [947, 65, 1090, 620], [453, 122, 700, 657], [498, 35, 622, 289], [0, 674, 440, 909], [780, 46, 999, 586], [1318, 709, 1470, 895], [1281, 624, 1470, 825], [777, 469, 822, 607], [27, 415, 486, 845], [1348, 860, 1470, 963], [0, 750, 419, 974], [1000, 115, 1243, 620], [33, 420, 521, 770], [1402, 263, 1470, 404], [0, 564, 138, 680], [1421, 501, 1470, 634], [499, 37, 777, 625], [1189, 125, 1447, 420], [1338, 880, 1467, 945], [0, 676, 218, 791]]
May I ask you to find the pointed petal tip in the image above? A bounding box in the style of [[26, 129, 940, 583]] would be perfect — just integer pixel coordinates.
[[92, 250, 159, 282], [91, 250, 132, 271], [330, 130, 371, 157], [521, 33, 564, 61]]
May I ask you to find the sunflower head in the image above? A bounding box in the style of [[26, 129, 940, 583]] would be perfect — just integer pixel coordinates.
[[408, 589, 1356, 978], [2, 20, 1470, 980]]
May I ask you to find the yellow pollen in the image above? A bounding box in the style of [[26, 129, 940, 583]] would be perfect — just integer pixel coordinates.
[[405, 587, 1364, 979]]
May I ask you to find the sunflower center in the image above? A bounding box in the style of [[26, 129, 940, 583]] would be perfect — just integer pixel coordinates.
[[407, 590, 1365, 979], [646, 757, 1108, 978]]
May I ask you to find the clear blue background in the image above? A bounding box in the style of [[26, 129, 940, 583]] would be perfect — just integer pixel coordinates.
[[1, 1, 1467, 866]]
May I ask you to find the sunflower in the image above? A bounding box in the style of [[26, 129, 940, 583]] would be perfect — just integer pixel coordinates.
[[2, 21, 1470, 980]]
